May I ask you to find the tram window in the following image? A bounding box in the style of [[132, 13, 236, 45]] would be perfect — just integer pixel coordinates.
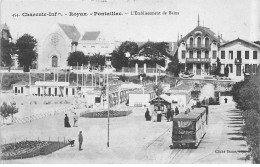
[[95, 97, 101, 103]]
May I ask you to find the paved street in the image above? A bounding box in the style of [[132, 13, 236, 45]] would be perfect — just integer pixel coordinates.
[[1, 99, 250, 164]]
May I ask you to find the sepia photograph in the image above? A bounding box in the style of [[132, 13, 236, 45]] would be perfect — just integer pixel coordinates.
[[0, 0, 260, 164]]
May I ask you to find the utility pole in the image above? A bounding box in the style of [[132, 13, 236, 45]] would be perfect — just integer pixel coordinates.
[[106, 72, 110, 147]]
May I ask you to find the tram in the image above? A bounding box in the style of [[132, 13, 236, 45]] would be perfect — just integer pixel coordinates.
[[171, 107, 207, 148]]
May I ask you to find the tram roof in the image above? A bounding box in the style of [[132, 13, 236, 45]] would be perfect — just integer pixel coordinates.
[[172, 108, 206, 121]]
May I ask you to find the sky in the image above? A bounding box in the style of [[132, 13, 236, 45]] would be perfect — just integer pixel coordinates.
[[0, 0, 260, 42]]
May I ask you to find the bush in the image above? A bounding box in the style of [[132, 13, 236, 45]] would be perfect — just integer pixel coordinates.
[[0, 102, 19, 123]]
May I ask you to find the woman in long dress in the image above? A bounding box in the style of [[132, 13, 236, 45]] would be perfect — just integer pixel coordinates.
[[64, 114, 71, 127]]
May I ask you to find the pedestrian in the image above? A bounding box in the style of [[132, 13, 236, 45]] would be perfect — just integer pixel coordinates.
[[78, 131, 83, 151], [170, 108, 175, 121], [74, 113, 79, 127], [166, 108, 171, 122], [157, 110, 162, 122], [64, 114, 71, 128], [151, 111, 157, 122], [224, 98, 228, 103], [175, 106, 179, 116], [145, 108, 151, 121]]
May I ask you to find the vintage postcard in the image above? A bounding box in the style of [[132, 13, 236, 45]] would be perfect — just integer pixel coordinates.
[[0, 0, 260, 164]]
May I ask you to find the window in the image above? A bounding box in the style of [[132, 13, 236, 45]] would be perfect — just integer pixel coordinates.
[[245, 64, 249, 73], [221, 51, 225, 59], [253, 64, 257, 73], [237, 51, 241, 59], [197, 37, 201, 47], [95, 97, 101, 103], [182, 51, 186, 59], [72, 88, 75, 95], [189, 51, 193, 58], [205, 51, 209, 58], [205, 38, 209, 47], [229, 64, 233, 73], [190, 38, 193, 46], [197, 51, 201, 58], [245, 51, 249, 59], [229, 51, 233, 59], [253, 51, 257, 59], [21, 87, 23, 94], [212, 50, 217, 59]]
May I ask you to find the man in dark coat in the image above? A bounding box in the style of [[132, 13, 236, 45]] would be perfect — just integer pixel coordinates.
[[64, 114, 71, 128], [166, 108, 171, 122], [157, 111, 162, 122], [145, 108, 151, 121], [170, 109, 175, 121], [175, 106, 179, 116], [78, 131, 83, 150]]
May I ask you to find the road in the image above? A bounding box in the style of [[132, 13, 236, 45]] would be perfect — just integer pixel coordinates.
[[1, 98, 251, 164]]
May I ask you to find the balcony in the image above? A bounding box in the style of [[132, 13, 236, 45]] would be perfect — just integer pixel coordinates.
[[186, 58, 211, 63], [186, 44, 211, 50], [235, 58, 242, 64]]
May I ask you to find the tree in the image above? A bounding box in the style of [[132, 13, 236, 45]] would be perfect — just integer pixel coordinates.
[[67, 51, 88, 66], [0, 101, 19, 123], [118, 41, 139, 56], [138, 42, 171, 61], [111, 41, 138, 71], [214, 57, 221, 75], [89, 53, 105, 68], [153, 83, 163, 96], [224, 64, 229, 77], [231, 75, 260, 163], [166, 50, 181, 76], [0, 38, 14, 67], [15, 34, 38, 72]]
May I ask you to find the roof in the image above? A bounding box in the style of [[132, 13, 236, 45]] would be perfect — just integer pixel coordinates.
[[149, 94, 175, 104], [170, 83, 193, 91], [160, 94, 174, 103], [219, 38, 260, 50], [58, 24, 81, 42], [179, 25, 219, 44], [13, 80, 29, 86], [173, 108, 206, 121], [1, 23, 12, 39], [81, 31, 101, 40]]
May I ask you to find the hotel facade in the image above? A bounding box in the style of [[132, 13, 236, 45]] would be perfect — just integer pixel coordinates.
[[177, 18, 260, 81]]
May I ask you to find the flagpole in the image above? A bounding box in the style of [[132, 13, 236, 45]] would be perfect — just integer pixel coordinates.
[[77, 62, 79, 87], [106, 72, 110, 147], [82, 64, 83, 86], [92, 70, 94, 89], [155, 64, 158, 85]]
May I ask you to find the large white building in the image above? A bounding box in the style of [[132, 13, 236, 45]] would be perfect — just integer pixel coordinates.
[[178, 17, 225, 76], [38, 24, 119, 70], [218, 38, 260, 81]]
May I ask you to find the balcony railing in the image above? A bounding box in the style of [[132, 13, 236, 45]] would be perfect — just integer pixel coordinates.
[[186, 58, 211, 63], [186, 44, 211, 50]]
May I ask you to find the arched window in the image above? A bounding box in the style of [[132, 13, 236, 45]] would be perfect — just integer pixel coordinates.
[[190, 37, 193, 46], [52, 56, 58, 67], [205, 37, 209, 47], [197, 37, 201, 47]]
